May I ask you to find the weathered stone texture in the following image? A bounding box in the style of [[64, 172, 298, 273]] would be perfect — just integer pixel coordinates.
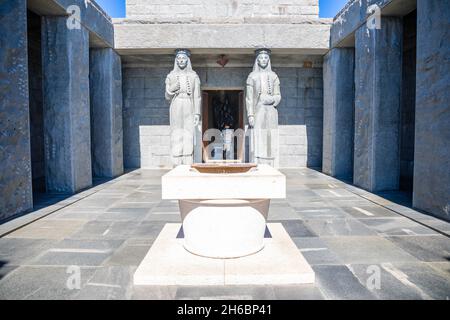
[[122, 60, 323, 168], [90, 48, 124, 178], [42, 17, 92, 193], [0, 0, 33, 220], [413, 0, 450, 220], [354, 17, 402, 192], [322, 48, 354, 179], [126, 0, 319, 20]]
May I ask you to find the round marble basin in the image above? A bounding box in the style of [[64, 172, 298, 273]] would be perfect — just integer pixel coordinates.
[[179, 198, 270, 259]]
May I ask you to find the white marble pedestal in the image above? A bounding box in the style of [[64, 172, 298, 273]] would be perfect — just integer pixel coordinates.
[[161, 164, 286, 258], [133, 223, 315, 286]]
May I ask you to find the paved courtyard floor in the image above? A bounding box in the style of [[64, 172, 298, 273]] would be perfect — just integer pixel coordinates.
[[1, 168, 449, 300]]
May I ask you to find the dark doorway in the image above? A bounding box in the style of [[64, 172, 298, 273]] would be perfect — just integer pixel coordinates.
[[27, 10, 45, 194], [399, 10, 417, 193], [201, 90, 244, 162]]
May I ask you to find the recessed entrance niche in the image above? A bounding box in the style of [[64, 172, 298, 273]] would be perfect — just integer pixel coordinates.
[[201, 90, 245, 163]]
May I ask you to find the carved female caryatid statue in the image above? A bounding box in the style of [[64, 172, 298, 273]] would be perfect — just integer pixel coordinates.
[[165, 49, 201, 166], [246, 49, 281, 165]]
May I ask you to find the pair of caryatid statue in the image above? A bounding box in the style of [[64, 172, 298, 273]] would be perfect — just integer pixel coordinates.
[[165, 48, 281, 166]]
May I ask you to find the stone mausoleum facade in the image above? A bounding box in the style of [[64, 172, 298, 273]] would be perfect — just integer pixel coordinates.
[[0, 0, 449, 222]]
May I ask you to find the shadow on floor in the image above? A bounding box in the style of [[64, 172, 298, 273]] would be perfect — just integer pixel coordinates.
[[0, 171, 139, 226]]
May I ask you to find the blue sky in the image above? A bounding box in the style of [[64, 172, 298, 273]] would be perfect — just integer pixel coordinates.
[[95, 0, 348, 18]]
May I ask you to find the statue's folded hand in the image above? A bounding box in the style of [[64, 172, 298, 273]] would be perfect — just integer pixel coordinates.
[[261, 94, 275, 105], [169, 81, 180, 93]]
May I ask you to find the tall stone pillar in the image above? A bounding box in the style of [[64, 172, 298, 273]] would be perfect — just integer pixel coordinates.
[[42, 17, 92, 193], [413, 0, 450, 220], [90, 48, 124, 178], [0, 0, 33, 219], [353, 17, 402, 192], [323, 48, 355, 179]]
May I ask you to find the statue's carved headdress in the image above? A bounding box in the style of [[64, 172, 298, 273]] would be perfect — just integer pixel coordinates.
[[172, 48, 193, 73], [255, 48, 272, 57], [175, 48, 191, 57], [253, 48, 272, 72]]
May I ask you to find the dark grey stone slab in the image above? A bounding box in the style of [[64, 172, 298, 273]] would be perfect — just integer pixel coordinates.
[[413, 0, 450, 221], [98, 208, 151, 221], [75, 266, 135, 300], [295, 207, 349, 220], [90, 48, 124, 178], [313, 265, 376, 300], [379, 262, 450, 300], [103, 245, 150, 267], [143, 213, 181, 222], [323, 236, 419, 264], [0, 0, 33, 220], [358, 218, 439, 236], [348, 263, 429, 300], [303, 218, 377, 237], [322, 48, 354, 180], [29, 239, 123, 267], [386, 235, 450, 262], [0, 266, 97, 300], [0, 238, 56, 266], [293, 237, 343, 265], [342, 206, 399, 218], [41, 17, 92, 193], [354, 17, 403, 192], [273, 220, 317, 238]]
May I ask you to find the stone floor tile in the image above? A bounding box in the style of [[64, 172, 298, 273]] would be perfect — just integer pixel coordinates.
[[272, 220, 317, 238], [342, 206, 399, 218], [303, 218, 377, 237], [358, 218, 439, 236], [103, 245, 150, 267], [293, 237, 343, 265], [75, 266, 136, 300], [312, 265, 376, 300], [0, 266, 97, 300], [323, 236, 419, 264], [4, 219, 86, 240], [386, 235, 450, 262]]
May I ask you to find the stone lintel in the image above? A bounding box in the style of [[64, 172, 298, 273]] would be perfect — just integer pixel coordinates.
[[331, 0, 416, 48], [28, 0, 114, 48], [113, 23, 331, 54]]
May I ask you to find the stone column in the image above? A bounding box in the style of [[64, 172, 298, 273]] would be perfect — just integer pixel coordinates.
[[322, 48, 355, 179], [413, 0, 450, 220], [0, 0, 33, 219], [41, 17, 92, 193], [90, 48, 124, 178], [353, 17, 402, 192]]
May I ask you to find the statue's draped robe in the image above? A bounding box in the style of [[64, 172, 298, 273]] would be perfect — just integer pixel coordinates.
[[246, 61, 281, 165], [165, 60, 201, 165]]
